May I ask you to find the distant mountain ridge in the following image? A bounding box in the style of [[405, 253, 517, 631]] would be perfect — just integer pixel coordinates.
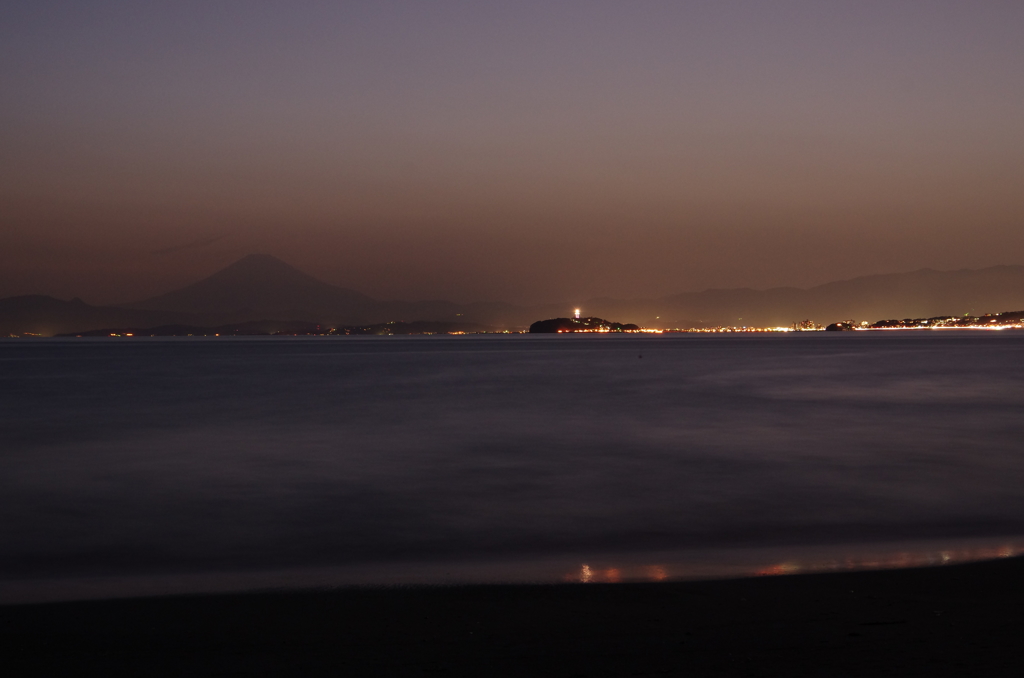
[[0, 295, 208, 337], [3, 254, 1024, 335], [585, 265, 1024, 328]]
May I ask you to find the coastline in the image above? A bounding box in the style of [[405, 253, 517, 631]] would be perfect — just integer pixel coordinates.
[[4, 556, 1022, 677]]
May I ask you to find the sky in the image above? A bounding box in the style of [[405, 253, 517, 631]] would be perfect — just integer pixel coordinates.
[[2, 1, 1023, 305]]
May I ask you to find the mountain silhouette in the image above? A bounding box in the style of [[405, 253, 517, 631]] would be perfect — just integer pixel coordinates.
[[5, 256, 1024, 335], [130, 254, 553, 327], [130, 254, 374, 320]]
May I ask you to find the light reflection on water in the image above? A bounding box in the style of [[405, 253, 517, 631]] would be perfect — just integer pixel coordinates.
[[566, 541, 1024, 584], [2, 333, 1024, 603], [3, 538, 1021, 604]]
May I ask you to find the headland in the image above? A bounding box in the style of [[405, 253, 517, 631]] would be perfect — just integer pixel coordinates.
[[528, 316, 642, 333]]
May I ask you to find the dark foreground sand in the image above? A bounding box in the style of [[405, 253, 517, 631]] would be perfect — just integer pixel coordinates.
[[4, 556, 1023, 677]]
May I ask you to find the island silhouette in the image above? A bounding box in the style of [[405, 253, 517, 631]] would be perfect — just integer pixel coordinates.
[[529, 316, 641, 333], [4, 254, 1024, 336]]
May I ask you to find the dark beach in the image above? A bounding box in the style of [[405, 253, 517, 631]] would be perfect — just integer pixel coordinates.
[[4, 556, 1022, 677]]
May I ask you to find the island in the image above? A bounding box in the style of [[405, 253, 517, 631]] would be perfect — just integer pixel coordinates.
[[529, 316, 641, 333]]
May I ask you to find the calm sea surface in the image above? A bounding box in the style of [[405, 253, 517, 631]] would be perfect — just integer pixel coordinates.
[[3, 333, 1024, 602]]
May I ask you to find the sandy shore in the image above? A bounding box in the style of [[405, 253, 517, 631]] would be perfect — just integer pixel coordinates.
[[4, 556, 1022, 677]]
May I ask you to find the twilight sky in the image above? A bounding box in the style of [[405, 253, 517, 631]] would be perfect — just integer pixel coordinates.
[[2, 1, 1023, 305]]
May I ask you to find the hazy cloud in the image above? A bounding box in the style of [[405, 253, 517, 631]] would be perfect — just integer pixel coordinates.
[[151, 235, 227, 256]]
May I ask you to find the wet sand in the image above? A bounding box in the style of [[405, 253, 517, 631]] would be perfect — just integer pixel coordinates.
[[4, 556, 1022, 677]]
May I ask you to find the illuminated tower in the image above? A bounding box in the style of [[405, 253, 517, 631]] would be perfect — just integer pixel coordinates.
[[574, 308, 581, 319]]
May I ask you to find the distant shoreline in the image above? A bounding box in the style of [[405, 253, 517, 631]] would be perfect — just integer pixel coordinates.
[[5, 325, 1024, 339], [5, 259, 1024, 338]]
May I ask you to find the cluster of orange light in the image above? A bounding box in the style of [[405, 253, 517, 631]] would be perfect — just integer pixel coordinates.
[[675, 327, 793, 333], [863, 324, 1024, 331], [554, 328, 662, 334], [567, 564, 669, 583]]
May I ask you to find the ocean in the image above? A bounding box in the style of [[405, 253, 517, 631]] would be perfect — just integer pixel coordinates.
[[3, 332, 1024, 603]]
